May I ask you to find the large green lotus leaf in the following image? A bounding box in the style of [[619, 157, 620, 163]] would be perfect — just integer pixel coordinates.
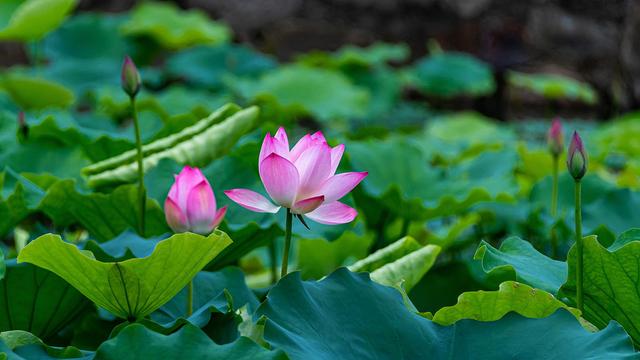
[[474, 237, 567, 295], [235, 65, 369, 121], [83, 230, 165, 262], [26, 112, 134, 162], [83, 104, 258, 188], [508, 71, 597, 104], [18, 232, 232, 319], [0, 169, 47, 235], [95, 323, 285, 360], [369, 244, 441, 291], [348, 136, 516, 220], [0, 0, 76, 41], [256, 268, 636, 359], [432, 281, 580, 325], [1, 74, 74, 110], [592, 112, 640, 161], [166, 45, 276, 89], [408, 52, 495, 98], [120, 2, 230, 50], [560, 234, 640, 346], [346, 66, 402, 119], [0, 260, 89, 340], [0, 330, 90, 359], [298, 232, 374, 279], [39, 181, 169, 242]]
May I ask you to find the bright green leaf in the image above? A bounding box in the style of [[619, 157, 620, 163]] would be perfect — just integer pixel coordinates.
[[348, 236, 421, 273], [0, 0, 77, 41], [370, 244, 441, 291], [1, 74, 75, 110], [17, 231, 232, 319], [561, 234, 640, 346], [432, 281, 580, 326]]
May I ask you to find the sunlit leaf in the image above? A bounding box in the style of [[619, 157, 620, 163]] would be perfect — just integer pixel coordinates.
[[0, 0, 77, 41], [18, 231, 232, 319]]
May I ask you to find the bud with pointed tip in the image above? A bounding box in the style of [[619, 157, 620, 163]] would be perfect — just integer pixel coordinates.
[[567, 131, 588, 180], [547, 118, 563, 157], [121, 56, 141, 98]]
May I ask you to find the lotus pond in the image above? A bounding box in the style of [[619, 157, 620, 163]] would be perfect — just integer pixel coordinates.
[[1, 1, 640, 359]]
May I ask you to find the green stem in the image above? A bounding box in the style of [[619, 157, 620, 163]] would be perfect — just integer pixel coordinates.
[[574, 180, 584, 312], [280, 209, 293, 278], [400, 218, 410, 237], [269, 239, 278, 284], [186, 281, 193, 317], [131, 97, 146, 237], [550, 155, 559, 258]]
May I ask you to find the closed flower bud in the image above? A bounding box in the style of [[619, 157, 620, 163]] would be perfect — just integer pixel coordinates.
[[567, 131, 588, 180], [547, 118, 563, 157], [121, 56, 141, 98], [164, 166, 226, 235]]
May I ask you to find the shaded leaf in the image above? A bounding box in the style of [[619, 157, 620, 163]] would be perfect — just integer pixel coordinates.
[[0, 260, 88, 340], [474, 237, 567, 295], [94, 323, 285, 360]]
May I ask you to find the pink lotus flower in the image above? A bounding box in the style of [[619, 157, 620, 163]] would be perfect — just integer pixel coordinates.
[[567, 131, 588, 180], [224, 128, 367, 225], [165, 166, 227, 234]]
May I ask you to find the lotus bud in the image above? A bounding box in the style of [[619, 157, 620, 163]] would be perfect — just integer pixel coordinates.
[[121, 56, 141, 98], [164, 166, 227, 235], [547, 118, 563, 157], [567, 131, 588, 180]]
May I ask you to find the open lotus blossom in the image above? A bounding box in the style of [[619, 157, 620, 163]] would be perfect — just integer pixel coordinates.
[[165, 166, 227, 235], [224, 128, 367, 225]]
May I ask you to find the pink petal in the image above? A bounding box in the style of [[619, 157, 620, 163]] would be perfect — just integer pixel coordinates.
[[311, 131, 327, 143], [320, 172, 368, 203], [290, 134, 311, 162], [175, 166, 206, 209], [165, 197, 189, 233], [305, 201, 357, 225], [210, 206, 227, 229], [330, 144, 345, 176], [259, 153, 300, 207], [294, 144, 332, 198], [259, 133, 275, 163], [273, 127, 290, 153], [186, 180, 217, 234], [291, 195, 325, 215], [224, 189, 281, 213]]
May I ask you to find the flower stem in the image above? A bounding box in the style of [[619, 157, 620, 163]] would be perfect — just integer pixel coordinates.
[[131, 97, 146, 237], [269, 239, 278, 284], [574, 179, 584, 312], [550, 155, 559, 258], [186, 280, 193, 317], [281, 208, 293, 278]]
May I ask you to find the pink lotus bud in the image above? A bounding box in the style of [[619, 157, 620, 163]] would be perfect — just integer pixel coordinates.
[[547, 118, 563, 157], [567, 131, 588, 180], [225, 127, 367, 226], [164, 166, 226, 235], [121, 56, 141, 98]]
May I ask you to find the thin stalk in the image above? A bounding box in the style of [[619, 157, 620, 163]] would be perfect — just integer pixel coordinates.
[[131, 97, 146, 236], [574, 180, 584, 312], [186, 281, 193, 317], [269, 239, 278, 284], [280, 209, 293, 278], [400, 218, 410, 237], [550, 155, 559, 258]]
